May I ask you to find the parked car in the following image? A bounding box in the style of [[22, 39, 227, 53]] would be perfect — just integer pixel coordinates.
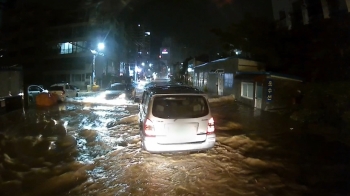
[[136, 84, 215, 153], [48, 83, 78, 102], [145, 76, 152, 82], [19, 85, 48, 103], [71, 85, 80, 92], [103, 83, 136, 100]]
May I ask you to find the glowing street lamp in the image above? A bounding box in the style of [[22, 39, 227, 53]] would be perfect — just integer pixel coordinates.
[[98, 43, 105, 50]]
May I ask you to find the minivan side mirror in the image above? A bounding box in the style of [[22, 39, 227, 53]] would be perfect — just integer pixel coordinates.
[[134, 97, 140, 103]]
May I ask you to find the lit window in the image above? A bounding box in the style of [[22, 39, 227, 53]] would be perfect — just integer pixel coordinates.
[[59, 41, 86, 54], [241, 82, 254, 99], [60, 42, 72, 54], [194, 73, 198, 86]]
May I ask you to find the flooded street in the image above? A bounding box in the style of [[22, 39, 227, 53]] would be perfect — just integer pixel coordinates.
[[0, 94, 349, 196]]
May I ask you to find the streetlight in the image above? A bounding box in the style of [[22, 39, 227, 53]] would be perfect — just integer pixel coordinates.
[[98, 43, 105, 50], [91, 42, 105, 89]]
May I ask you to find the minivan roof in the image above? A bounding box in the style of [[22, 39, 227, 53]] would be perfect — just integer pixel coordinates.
[[147, 85, 204, 95]]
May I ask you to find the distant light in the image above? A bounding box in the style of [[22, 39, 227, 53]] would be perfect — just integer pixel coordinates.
[[138, 24, 141, 27], [159, 55, 162, 58], [145, 32, 150, 35], [141, 62, 145, 66], [149, 63, 152, 67], [161, 48, 168, 54], [98, 43, 105, 50], [135, 66, 142, 73], [188, 68, 194, 72]]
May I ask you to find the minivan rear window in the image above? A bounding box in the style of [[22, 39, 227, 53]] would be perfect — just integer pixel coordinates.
[[49, 86, 64, 91], [152, 95, 209, 118]]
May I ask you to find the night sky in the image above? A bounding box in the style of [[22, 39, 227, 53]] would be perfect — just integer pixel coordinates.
[[120, 0, 273, 57]]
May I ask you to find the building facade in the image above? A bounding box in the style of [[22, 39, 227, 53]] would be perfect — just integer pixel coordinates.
[[272, 0, 350, 28], [193, 57, 265, 96], [0, 0, 129, 89], [234, 72, 302, 111]]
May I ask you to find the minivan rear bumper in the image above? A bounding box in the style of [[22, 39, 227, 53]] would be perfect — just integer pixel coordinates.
[[143, 134, 216, 153]]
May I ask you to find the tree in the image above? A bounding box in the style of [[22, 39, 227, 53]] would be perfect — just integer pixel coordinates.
[[211, 14, 282, 69], [212, 13, 350, 82]]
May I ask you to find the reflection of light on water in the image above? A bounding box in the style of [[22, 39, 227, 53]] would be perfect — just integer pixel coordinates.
[[59, 104, 66, 111], [63, 121, 69, 128], [71, 96, 130, 106], [91, 106, 117, 111]]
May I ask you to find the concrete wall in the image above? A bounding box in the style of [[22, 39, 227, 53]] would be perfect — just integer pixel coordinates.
[[0, 70, 22, 97], [263, 76, 302, 111]]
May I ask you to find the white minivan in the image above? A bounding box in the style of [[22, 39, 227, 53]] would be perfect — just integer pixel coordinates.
[[136, 85, 215, 153]]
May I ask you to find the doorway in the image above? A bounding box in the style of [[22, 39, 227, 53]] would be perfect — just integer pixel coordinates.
[[255, 82, 263, 109], [217, 73, 224, 96]]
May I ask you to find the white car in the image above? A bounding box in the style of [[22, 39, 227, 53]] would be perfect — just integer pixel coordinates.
[[19, 85, 48, 103], [71, 85, 80, 92], [48, 83, 78, 102], [136, 84, 215, 153]]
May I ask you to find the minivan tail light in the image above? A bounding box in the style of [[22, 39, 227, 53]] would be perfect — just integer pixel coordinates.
[[207, 117, 215, 134], [144, 119, 155, 136]]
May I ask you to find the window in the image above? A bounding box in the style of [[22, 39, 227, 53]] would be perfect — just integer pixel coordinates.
[[203, 72, 208, 87], [109, 84, 125, 90], [143, 94, 150, 114], [60, 42, 72, 54], [199, 72, 203, 87], [224, 73, 234, 88], [49, 86, 64, 91], [241, 82, 254, 99], [152, 95, 209, 118], [60, 41, 86, 54]]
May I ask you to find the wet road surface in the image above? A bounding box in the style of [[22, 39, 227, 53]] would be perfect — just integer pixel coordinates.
[[0, 94, 349, 196]]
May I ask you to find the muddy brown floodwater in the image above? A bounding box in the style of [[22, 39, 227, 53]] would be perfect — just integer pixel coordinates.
[[0, 96, 349, 196]]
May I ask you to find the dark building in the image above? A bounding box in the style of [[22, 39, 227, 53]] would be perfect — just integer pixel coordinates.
[[124, 23, 151, 79], [234, 72, 302, 111], [0, 0, 129, 90], [272, 0, 350, 28]]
